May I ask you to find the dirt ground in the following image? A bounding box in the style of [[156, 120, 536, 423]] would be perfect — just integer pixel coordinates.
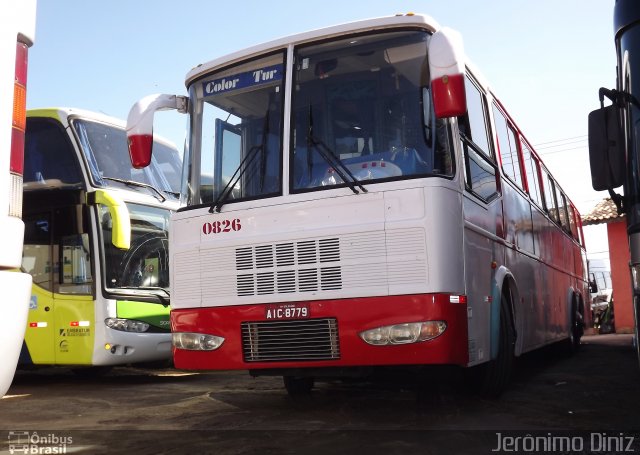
[[1, 334, 639, 454]]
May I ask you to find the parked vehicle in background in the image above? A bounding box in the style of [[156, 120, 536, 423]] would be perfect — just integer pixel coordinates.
[[590, 269, 613, 307], [19, 108, 180, 371], [127, 13, 589, 397], [588, 0, 640, 364], [0, 0, 37, 396], [589, 269, 615, 333]]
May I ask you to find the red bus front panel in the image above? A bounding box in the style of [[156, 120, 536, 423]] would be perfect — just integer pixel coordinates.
[[172, 294, 468, 370]]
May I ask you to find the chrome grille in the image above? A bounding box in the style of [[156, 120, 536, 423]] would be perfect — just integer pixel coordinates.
[[241, 318, 340, 362]]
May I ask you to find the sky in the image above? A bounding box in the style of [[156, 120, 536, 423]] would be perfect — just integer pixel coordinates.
[[27, 0, 616, 267]]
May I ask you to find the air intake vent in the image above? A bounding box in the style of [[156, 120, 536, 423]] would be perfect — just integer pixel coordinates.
[[234, 238, 341, 297], [297, 241, 317, 264], [236, 247, 253, 270], [255, 245, 274, 269], [276, 243, 294, 266], [277, 270, 296, 293], [319, 238, 340, 262], [298, 268, 318, 292], [241, 318, 340, 362], [256, 272, 275, 295], [237, 274, 254, 297], [320, 266, 342, 290]]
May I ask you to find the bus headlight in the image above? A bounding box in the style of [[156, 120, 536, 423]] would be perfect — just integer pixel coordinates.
[[359, 321, 447, 346], [172, 332, 224, 351], [105, 317, 150, 333]]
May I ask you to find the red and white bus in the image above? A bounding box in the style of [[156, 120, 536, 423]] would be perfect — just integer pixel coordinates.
[[127, 13, 589, 396]]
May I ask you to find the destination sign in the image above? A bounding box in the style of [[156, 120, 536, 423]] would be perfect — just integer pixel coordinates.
[[203, 64, 283, 96]]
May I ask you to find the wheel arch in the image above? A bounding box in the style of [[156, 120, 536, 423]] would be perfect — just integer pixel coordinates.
[[490, 266, 521, 359], [566, 286, 585, 330]]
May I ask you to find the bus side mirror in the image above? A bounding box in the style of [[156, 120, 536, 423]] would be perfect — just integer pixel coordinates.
[[87, 190, 131, 250], [428, 27, 467, 118], [126, 94, 188, 169], [588, 104, 625, 191]]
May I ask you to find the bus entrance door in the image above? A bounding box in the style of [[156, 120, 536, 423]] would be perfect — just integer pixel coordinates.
[[52, 294, 95, 365], [53, 234, 95, 365]]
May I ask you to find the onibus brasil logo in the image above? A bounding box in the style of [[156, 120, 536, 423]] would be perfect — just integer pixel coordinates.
[[7, 431, 72, 454]]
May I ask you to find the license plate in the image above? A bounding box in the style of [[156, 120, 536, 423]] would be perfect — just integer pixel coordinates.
[[265, 303, 310, 320]]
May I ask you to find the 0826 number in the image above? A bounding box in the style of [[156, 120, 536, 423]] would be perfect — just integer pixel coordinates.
[[202, 219, 241, 235]]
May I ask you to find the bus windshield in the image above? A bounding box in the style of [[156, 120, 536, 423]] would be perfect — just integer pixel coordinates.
[[194, 52, 286, 205], [72, 118, 182, 196], [291, 30, 452, 190], [100, 202, 170, 294], [189, 30, 452, 207]]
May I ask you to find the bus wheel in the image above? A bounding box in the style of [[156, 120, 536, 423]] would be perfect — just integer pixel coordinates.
[[283, 376, 314, 396], [476, 294, 515, 398], [562, 297, 584, 356], [633, 296, 640, 367]]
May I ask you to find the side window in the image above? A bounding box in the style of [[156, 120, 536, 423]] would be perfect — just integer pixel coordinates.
[[463, 148, 499, 202], [568, 203, 579, 240], [492, 104, 523, 188], [573, 206, 584, 245], [556, 188, 570, 232], [22, 213, 53, 292], [542, 170, 558, 222], [150, 141, 182, 195], [462, 76, 492, 158], [460, 76, 498, 202], [55, 205, 93, 295], [520, 141, 543, 206], [24, 118, 84, 186]]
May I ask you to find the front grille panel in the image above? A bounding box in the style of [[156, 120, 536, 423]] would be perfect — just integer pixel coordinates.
[[241, 318, 340, 362], [234, 238, 342, 297], [174, 228, 428, 307]]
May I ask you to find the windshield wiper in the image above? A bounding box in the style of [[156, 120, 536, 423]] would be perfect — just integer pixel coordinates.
[[307, 105, 367, 195], [209, 144, 263, 213], [163, 190, 181, 198], [102, 177, 166, 202], [209, 109, 271, 213]]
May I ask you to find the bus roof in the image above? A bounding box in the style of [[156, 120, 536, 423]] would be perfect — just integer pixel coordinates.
[[27, 107, 178, 150], [185, 13, 440, 85], [184, 13, 494, 105], [28, 107, 127, 128]]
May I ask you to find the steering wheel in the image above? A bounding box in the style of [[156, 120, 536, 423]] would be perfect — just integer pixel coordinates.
[[118, 233, 169, 288]]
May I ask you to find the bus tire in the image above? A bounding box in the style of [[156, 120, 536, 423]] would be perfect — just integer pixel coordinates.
[[477, 293, 515, 398], [562, 296, 584, 356], [283, 376, 314, 396], [633, 296, 640, 367]]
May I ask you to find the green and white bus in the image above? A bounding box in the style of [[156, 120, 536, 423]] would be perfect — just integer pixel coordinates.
[[19, 108, 180, 369]]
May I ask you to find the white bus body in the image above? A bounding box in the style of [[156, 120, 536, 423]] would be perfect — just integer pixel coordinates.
[[0, 1, 36, 396], [128, 14, 588, 396]]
